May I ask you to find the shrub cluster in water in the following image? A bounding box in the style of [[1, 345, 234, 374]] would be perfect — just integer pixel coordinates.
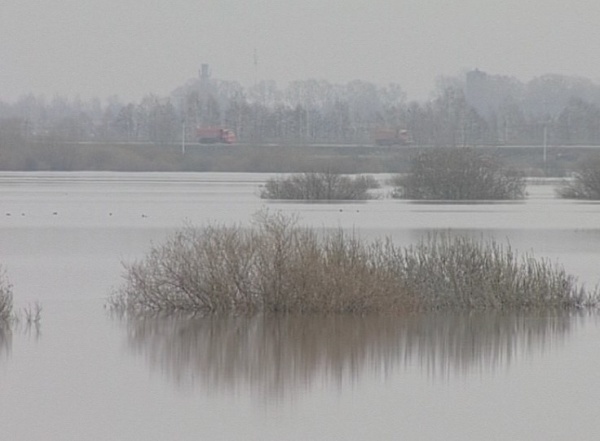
[[557, 155, 600, 199], [260, 172, 379, 200], [0, 268, 13, 323], [392, 148, 526, 200], [111, 213, 596, 314]]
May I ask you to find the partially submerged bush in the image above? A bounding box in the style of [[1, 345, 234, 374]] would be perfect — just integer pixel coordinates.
[[399, 234, 593, 310], [0, 268, 41, 327], [557, 155, 600, 199], [392, 148, 526, 200], [110, 213, 597, 314], [0, 268, 13, 323], [260, 172, 379, 200], [111, 213, 409, 314]]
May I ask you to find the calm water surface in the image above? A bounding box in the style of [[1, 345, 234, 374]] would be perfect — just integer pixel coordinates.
[[1, 172, 599, 441]]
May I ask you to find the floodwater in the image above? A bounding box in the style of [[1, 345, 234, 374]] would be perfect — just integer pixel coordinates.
[[1, 172, 599, 441]]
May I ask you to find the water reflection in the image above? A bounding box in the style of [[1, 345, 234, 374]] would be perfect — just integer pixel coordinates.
[[0, 324, 12, 361], [120, 312, 578, 399], [404, 313, 573, 378]]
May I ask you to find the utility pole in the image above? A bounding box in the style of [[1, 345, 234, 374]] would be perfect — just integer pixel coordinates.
[[542, 97, 549, 169], [181, 118, 186, 156], [253, 48, 258, 88], [178, 92, 187, 156], [543, 123, 547, 164]]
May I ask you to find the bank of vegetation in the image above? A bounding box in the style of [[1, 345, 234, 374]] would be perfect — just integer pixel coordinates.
[[3, 70, 600, 178], [0, 138, 402, 174], [110, 212, 597, 315], [392, 148, 526, 200], [4, 71, 600, 148], [557, 155, 600, 199], [260, 172, 379, 200]]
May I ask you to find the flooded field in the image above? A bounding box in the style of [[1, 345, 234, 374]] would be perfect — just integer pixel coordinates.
[[1, 172, 599, 441]]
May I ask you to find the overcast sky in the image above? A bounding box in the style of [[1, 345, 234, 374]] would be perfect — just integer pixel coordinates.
[[2, 0, 600, 103]]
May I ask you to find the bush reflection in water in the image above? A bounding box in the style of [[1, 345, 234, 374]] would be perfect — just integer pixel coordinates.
[[0, 325, 11, 362], [120, 312, 576, 398]]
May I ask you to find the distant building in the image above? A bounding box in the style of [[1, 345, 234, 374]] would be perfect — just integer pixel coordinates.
[[464, 69, 521, 117], [465, 69, 495, 116], [199, 63, 212, 93]]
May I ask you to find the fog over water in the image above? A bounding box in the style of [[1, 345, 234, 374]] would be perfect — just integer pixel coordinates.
[[3, 1, 600, 101]]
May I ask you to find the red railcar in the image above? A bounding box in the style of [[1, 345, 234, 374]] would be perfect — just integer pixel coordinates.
[[197, 127, 236, 144], [372, 128, 412, 146]]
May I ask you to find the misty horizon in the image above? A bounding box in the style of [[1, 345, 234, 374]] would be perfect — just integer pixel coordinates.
[[2, 68, 600, 107], [3, 1, 600, 103]]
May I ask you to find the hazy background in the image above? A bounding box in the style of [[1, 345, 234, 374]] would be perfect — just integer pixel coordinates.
[[2, 0, 600, 102]]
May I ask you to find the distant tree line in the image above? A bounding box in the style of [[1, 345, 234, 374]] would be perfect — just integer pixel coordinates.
[[3, 70, 600, 147]]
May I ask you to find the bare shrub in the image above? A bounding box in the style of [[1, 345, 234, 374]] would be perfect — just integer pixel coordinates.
[[0, 268, 13, 323], [397, 234, 594, 310], [110, 213, 597, 314], [260, 171, 379, 200], [392, 148, 526, 200], [557, 155, 600, 199], [111, 212, 408, 314]]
